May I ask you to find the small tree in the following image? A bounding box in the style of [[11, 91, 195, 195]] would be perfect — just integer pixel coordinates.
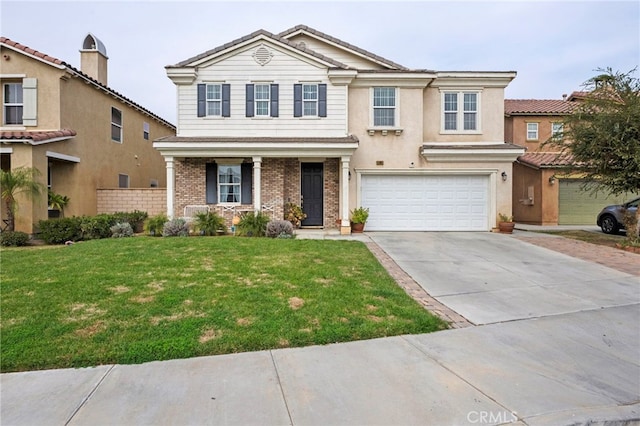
[[48, 190, 70, 217], [0, 167, 45, 232], [544, 67, 640, 240]]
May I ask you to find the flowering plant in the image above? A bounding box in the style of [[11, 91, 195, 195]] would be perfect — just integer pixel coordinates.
[[284, 203, 307, 227]]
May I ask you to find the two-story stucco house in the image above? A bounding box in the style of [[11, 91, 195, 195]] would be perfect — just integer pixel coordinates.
[[506, 95, 632, 225], [154, 25, 524, 234], [0, 34, 175, 233]]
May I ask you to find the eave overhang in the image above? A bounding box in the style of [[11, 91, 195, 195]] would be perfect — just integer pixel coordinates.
[[421, 143, 525, 163], [0, 129, 76, 146], [153, 136, 359, 158]]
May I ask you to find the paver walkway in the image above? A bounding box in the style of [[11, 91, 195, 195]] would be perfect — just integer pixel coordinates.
[[515, 234, 640, 276]]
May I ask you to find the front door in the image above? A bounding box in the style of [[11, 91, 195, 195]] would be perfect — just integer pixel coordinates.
[[301, 163, 323, 226]]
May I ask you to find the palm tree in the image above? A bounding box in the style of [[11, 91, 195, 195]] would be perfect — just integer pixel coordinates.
[[48, 190, 70, 218], [0, 167, 45, 232]]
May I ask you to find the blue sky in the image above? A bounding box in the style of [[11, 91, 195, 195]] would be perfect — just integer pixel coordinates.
[[2, 0, 638, 124]]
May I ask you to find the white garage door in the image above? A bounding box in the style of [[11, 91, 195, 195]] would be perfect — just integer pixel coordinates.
[[361, 174, 489, 231]]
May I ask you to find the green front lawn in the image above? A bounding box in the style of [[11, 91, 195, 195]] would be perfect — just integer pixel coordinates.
[[0, 237, 447, 372]]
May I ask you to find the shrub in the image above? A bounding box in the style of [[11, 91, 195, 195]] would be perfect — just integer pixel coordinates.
[[81, 214, 119, 240], [144, 214, 168, 236], [0, 231, 30, 247], [38, 217, 83, 244], [236, 211, 270, 237], [110, 222, 134, 238], [350, 207, 370, 224], [284, 203, 307, 227], [162, 218, 189, 237], [193, 211, 227, 236], [266, 220, 294, 238], [113, 210, 148, 233]]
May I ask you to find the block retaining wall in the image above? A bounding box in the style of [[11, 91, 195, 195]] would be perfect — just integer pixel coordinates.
[[97, 188, 167, 216]]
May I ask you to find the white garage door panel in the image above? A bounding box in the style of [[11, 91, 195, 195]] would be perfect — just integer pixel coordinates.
[[362, 175, 489, 231]]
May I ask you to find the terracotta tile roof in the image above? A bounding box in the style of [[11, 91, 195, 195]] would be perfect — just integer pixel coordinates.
[[278, 25, 409, 70], [1, 37, 175, 129], [517, 152, 576, 168], [505, 99, 575, 115], [167, 29, 351, 70], [154, 135, 359, 144], [0, 129, 76, 143]]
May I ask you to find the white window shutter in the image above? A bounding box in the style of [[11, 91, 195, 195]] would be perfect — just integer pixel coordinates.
[[22, 78, 37, 126]]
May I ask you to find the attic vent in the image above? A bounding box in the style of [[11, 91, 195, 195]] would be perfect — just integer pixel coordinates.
[[253, 45, 273, 66], [298, 41, 306, 49]]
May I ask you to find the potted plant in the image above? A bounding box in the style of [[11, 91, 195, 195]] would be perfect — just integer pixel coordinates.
[[350, 207, 369, 233], [284, 202, 307, 228], [498, 213, 515, 234]]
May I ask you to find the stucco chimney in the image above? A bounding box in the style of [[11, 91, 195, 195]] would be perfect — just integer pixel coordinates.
[[80, 33, 108, 85]]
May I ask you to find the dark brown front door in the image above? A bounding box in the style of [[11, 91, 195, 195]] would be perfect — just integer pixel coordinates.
[[301, 163, 323, 226]]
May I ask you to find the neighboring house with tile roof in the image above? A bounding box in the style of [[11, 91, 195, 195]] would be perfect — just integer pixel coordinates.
[[155, 25, 523, 233], [505, 98, 628, 225], [0, 34, 175, 233]]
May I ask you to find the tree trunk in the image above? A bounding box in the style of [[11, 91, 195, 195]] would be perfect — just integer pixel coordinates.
[[5, 200, 15, 232]]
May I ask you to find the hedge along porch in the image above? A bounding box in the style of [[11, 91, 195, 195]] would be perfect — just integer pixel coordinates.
[[153, 136, 358, 233]]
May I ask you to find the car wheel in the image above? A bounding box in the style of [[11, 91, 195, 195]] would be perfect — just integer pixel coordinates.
[[600, 215, 619, 234]]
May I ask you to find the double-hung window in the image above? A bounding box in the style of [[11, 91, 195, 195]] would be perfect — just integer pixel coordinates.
[[111, 107, 122, 143], [527, 122, 539, 140], [442, 91, 479, 132], [197, 83, 230, 117], [206, 84, 222, 116], [294, 83, 327, 117], [255, 84, 270, 116], [3, 83, 23, 125], [551, 122, 563, 140], [246, 84, 278, 118], [373, 87, 396, 127], [218, 165, 241, 203]]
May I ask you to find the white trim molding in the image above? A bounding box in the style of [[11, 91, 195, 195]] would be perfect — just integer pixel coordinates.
[[46, 151, 80, 163]]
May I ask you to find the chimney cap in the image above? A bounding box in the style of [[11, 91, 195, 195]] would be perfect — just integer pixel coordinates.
[[81, 33, 107, 57]]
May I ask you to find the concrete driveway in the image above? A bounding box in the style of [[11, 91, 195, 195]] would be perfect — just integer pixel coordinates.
[[2, 231, 639, 425], [369, 232, 639, 325]]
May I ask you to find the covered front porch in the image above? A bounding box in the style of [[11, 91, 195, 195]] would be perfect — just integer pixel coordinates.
[[153, 136, 358, 234]]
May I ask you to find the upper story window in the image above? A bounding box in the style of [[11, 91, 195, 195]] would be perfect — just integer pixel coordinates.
[[197, 83, 230, 117], [111, 107, 122, 143], [143, 122, 150, 140], [551, 122, 564, 140], [255, 84, 270, 116], [3, 83, 23, 125], [442, 91, 479, 132], [294, 83, 327, 117], [527, 122, 539, 140], [373, 87, 396, 127], [246, 84, 278, 118]]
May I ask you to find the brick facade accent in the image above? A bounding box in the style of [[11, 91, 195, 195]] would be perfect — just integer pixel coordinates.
[[97, 188, 166, 216], [173, 157, 341, 229]]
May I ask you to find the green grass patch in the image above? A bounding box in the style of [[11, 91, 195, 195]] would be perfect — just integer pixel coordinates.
[[0, 237, 447, 372]]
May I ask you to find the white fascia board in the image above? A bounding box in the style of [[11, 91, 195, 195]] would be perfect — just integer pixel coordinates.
[[46, 151, 80, 163], [350, 73, 435, 88], [432, 72, 517, 88], [420, 148, 525, 163], [0, 136, 75, 145], [356, 167, 498, 175], [1, 43, 66, 70], [153, 142, 358, 158]]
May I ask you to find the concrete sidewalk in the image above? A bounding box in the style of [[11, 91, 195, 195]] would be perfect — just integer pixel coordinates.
[[2, 232, 639, 425]]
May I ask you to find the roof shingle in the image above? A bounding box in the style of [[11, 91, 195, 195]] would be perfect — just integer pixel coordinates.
[[0, 129, 77, 143], [517, 152, 576, 168]]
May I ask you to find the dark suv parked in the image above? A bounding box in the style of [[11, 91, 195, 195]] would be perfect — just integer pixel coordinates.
[[597, 197, 639, 234]]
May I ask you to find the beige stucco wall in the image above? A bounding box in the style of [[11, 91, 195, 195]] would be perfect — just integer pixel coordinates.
[[347, 84, 515, 228], [1, 45, 175, 233], [506, 115, 563, 152]]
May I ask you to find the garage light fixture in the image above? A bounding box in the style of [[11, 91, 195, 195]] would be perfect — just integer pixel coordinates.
[[501, 171, 508, 181], [549, 176, 556, 185]]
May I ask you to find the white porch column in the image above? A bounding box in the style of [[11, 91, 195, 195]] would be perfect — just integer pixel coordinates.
[[165, 156, 175, 219], [340, 156, 351, 235], [252, 156, 262, 212]]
